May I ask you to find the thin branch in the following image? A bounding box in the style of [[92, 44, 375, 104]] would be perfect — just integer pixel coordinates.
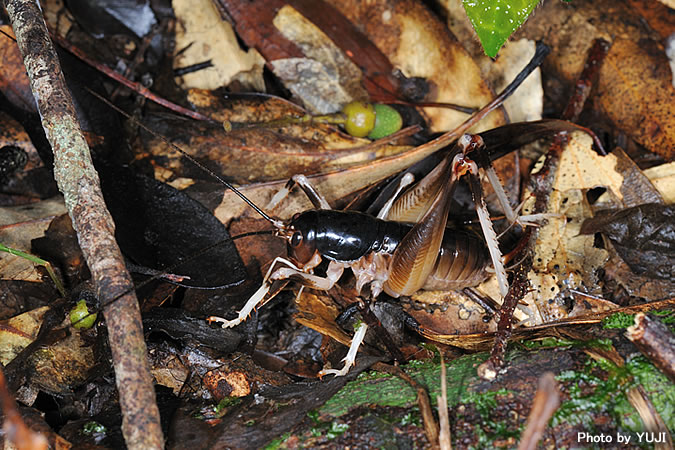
[[2, 1, 163, 448]]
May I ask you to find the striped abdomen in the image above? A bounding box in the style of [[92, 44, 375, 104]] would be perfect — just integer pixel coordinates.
[[422, 231, 490, 290]]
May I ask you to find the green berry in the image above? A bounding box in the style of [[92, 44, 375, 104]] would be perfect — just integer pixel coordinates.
[[70, 299, 97, 329], [342, 101, 376, 138], [368, 104, 403, 139]]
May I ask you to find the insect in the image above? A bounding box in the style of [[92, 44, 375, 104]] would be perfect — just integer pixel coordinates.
[[83, 42, 552, 377], [201, 45, 557, 376], [206, 133, 514, 377]]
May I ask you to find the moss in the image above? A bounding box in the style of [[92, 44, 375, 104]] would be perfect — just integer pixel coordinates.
[[213, 396, 241, 413], [602, 312, 635, 329], [520, 336, 613, 351], [320, 352, 487, 417], [455, 388, 522, 446], [262, 432, 291, 450], [651, 309, 675, 328], [554, 354, 675, 434], [626, 355, 674, 430]]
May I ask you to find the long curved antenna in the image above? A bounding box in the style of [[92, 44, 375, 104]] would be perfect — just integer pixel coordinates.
[[85, 87, 285, 230]]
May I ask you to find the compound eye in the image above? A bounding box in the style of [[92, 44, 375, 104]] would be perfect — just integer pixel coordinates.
[[290, 231, 303, 247]]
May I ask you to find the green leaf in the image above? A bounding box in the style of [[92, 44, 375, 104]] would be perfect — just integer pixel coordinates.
[[463, 0, 541, 57]]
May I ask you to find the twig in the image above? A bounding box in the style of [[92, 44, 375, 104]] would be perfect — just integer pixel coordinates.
[[50, 33, 214, 122], [3, 1, 163, 448], [517, 372, 560, 450], [0, 366, 48, 450], [373, 362, 440, 447], [437, 355, 451, 450], [626, 313, 675, 383]]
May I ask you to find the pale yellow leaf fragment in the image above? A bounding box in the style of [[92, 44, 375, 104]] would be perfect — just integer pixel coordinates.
[[644, 161, 675, 204], [555, 133, 623, 198], [0, 306, 49, 365], [172, 0, 265, 91], [521, 132, 623, 325]]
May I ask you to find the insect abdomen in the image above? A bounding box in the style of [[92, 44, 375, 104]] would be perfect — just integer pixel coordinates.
[[422, 231, 490, 290]]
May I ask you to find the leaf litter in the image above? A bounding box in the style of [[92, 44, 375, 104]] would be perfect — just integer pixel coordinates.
[[0, 0, 673, 448]]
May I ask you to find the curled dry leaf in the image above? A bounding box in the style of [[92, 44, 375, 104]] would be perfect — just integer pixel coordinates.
[[172, 0, 265, 91], [139, 110, 413, 184]]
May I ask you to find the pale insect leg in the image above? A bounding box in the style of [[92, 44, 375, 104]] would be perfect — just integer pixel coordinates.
[[266, 174, 331, 211], [469, 136, 556, 229], [454, 151, 510, 298], [207, 256, 300, 328], [318, 321, 369, 377]]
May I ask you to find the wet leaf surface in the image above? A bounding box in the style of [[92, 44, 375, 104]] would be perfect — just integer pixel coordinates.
[[98, 162, 247, 289], [581, 204, 675, 281]]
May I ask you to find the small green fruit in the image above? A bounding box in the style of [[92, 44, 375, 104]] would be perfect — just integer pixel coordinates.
[[342, 101, 376, 138], [368, 104, 403, 140], [70, 299, 97, 329]]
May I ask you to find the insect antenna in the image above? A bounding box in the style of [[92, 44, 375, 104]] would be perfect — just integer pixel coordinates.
[[69, 228, 275, 328], [84, 87, 285, 230]]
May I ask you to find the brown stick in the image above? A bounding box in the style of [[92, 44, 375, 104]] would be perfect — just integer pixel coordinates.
[[517, 372, 560, 450], [626, 313, 675, 384], [3, 1, 163, 448], [0, 366, 48, 450]]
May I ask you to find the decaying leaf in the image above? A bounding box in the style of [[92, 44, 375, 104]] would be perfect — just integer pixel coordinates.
[[0, 306, 48, 366], [172, 0, 265, 91], [643, 162, 675, 204], [595, 38, 675, 159], [30, 324, 96, 395], [138, 110, 413, 184], [518, 132, 624, 324], [0, 26, 34, 113], [513, 0, 674, 159], [271, 5, 369, 114]]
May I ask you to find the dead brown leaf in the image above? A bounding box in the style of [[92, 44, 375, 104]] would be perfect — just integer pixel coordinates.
[[514, 0, 674, 159], [334, 0, 505, 132], [595, 38, 675, 159]]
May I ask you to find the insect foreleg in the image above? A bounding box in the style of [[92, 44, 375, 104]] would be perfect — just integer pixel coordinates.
[[208, 258, 346, 328], [271, 260, 345, 290], [207, 256, 298, 327]]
